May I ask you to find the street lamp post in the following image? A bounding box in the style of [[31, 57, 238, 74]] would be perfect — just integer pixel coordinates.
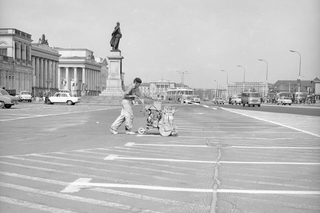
[[221, 70, 228, 99], [258, 59, 269, 97], [237, 65, 246, 92], [290, 50, 302, 93]]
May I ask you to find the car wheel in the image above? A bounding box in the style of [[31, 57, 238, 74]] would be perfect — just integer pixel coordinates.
[[67, 100, 73, 105], [242, 103, 245, 107], [4, 104, 12, 109], [0, 101, 5, 108], [258, 104, 261, 107]]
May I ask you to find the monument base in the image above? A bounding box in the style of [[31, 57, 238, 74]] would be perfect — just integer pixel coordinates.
[[100, 78, 124, 97]]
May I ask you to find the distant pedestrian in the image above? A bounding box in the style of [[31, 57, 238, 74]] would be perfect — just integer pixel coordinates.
[[110, 77, 143, 135]]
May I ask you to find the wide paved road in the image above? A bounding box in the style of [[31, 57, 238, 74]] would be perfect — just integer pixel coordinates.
[[0, 102, 319, 213]]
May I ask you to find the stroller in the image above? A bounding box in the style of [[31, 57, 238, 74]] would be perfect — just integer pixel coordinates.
[[138, 101, 178, 137]]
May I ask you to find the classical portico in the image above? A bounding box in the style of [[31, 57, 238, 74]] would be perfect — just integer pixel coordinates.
[[54, 47, 101, 96], [31, 44, 60, 96]]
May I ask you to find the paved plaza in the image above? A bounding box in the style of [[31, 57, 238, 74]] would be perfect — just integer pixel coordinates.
[[0, 102, 319, 213]]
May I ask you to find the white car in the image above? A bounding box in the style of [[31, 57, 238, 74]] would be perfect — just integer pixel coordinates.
[[191, 97, 200, 103], [231, 97, 241, 105], [277, 97, 292, 105], [48, 92, 81, 105], [18, 91, 32, 102]]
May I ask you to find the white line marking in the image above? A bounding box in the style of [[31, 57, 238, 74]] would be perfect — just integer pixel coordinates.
[[104, 154, 118, 160], [61, 178, 92, 193], [124, 142, 209, 148], [60, 179, 320, 195], [0, 171, 196, 207], [222, 108, 320, 138], [203, 105, 209, 108], [0, 107, 117, 122], [0, 196, 77, 213], [103, 155, 320, 165], [219, 161, 320, 165], [0, 182, 161, 213], [230, 146, 320, 149]]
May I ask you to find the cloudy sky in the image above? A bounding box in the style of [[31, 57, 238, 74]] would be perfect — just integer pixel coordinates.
[[1, 0, 319, 89]]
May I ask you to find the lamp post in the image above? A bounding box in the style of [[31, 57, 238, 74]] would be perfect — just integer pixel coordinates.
[[237, 65, 246, 92], [258, 59, 268, 97], [289, 50, 302, 93], [221, 70, 228, 99]]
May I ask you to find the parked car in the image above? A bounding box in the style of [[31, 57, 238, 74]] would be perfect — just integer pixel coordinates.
[[0, 88, 20, 108], [231, 96, 241, 105], [17, 90, 32, 102], [277, 97, 292, 105], [48, 92, 81, 105], [212, 98, 225, 104]]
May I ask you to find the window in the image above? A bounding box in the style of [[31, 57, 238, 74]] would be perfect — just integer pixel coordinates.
[[0, 48, 7, 56]]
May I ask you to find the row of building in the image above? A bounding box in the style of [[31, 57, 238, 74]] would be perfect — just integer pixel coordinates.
[[139, 79, 320, 101], [0, 28, 107, 97]]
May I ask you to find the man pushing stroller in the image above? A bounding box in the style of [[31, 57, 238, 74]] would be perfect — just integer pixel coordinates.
[[110, 77, 144, 135]]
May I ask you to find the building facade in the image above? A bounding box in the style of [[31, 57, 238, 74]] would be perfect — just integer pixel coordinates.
[[31, 40, 60, 96], [0, 28, 33, 95], [54, 48, 102, 96], [228, 82, 269, 97]]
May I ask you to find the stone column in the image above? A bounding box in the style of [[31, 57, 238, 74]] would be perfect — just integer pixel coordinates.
[[58, 67, 61, 90], [66, 67, 69, 90], [100, 51, 124, 96]]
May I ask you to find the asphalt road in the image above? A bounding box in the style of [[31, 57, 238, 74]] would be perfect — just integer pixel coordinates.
[[0, 101, 319, 213]]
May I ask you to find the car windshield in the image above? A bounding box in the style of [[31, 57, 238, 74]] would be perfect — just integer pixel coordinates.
[[21, 92, 31, 95], [0, 90, 10, 95]]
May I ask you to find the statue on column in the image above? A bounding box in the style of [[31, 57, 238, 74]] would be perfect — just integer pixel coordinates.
[[110, 22, 122, 51]]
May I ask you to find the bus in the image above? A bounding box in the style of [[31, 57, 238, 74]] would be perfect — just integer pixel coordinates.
[[166, 88, 195, 103], [241, 92, 261, 107]]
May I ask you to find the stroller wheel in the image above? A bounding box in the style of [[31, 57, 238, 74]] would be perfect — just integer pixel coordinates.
[[159, 126, 172, 137], [138, 127, 146, 135]]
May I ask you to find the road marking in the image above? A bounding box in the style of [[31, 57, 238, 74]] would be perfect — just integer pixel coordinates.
[[222, 108, 320, 138], [0, 196, 77, 213], [0, 171, 198, 207], [60, 178, 320, 195], [229, 145, 320, 149], [125, 142, 209, 148], [0, 107, 118, 122], [0, 182, 161, 213], [104, 155, 320, 165], [104, 155, 215, 163]]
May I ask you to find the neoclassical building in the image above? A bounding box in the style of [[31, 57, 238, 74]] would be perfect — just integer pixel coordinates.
[[54, 48, 102, 96], [31, 38, 60, 96], [0, 28, 33, 95]]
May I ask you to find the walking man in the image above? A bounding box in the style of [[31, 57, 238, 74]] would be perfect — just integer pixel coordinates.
[[110, 77, 143, 135]]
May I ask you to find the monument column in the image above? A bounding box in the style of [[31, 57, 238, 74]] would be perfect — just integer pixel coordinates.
[[100, 51, 124, 96]]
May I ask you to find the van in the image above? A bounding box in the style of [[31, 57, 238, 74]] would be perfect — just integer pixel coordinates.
[[241, 92, 261, 107]]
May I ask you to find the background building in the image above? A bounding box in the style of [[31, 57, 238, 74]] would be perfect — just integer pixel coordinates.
[[0, 28, 33, 95], [31, 37, 60, 96], [54, 47, 101, 96]]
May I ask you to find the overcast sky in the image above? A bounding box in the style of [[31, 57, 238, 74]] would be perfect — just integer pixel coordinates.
[[1, 0, 319, 89]]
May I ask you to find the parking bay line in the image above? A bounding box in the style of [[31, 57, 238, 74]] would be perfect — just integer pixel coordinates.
[[104, 155, 320, 165], [125, 142, 320, 150], [61, 178, 320, 195]]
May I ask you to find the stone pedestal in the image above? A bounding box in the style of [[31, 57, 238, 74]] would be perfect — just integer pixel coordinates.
[[100, 51, 124, 97]]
